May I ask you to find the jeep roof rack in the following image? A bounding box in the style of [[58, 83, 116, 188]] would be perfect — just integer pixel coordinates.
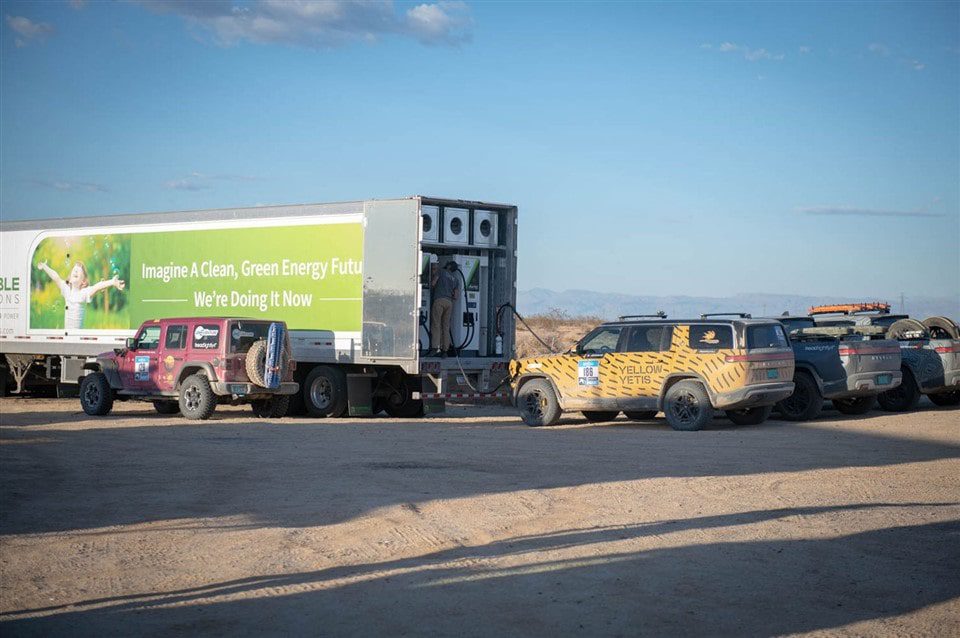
[[618, 311, 667, 321], [699, 312, 752, 319], [808, 302, 890, 316]]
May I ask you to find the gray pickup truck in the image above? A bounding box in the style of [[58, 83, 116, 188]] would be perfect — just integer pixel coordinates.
[[771, 317, 902, 420], [812, 312, 960, 409]]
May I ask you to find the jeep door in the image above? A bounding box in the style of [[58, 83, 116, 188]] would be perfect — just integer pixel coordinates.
[[554, 326, 624, 411], [156, 324, 188, 392], [120, 324, 162, 393]]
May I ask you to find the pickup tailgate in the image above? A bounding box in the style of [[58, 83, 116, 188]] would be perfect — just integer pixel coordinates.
[[838, 338, 901, 381]]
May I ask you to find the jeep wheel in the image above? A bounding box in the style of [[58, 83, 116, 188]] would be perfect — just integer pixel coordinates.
[[877, 368, 921, 412], [775, 371, 823, 421], [517, 379, 561, 427], [725, 405, 772, 425], [582, 410, 619, 423], [153, 401, 179, 415], [832, 396, 876, 415], [251, 395, 290, 418], [928, 391, 960, 407], [663, 380, 712, 431], [303, 366, 347, 418], [624, 410, 658, 421], [80, 372, 114, 416], [179, 374, 217, 420]]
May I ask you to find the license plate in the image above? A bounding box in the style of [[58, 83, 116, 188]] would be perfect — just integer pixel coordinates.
[[876, 374, 892, 385], [766, 369, 779, 379], [229, 384, 248, 395]]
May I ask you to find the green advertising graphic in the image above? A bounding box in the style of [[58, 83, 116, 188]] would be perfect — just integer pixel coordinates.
[[30, 222, 364, 331]]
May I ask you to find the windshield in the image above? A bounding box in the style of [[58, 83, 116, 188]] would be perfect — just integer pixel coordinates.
[[578, 327, 622, 354], [230, 321, 272, 353], [746, 324, 789, 349], [780, 317, 816, 332]]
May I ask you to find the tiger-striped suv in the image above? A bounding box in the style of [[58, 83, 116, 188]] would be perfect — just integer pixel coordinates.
[[509, 314, 795, 430]]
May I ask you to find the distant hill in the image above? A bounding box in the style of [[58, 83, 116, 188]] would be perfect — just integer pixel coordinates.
[[518, 289, 960, 321]]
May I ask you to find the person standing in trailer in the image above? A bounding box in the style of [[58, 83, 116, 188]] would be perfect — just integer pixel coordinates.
[[429, 261, 461, 357]]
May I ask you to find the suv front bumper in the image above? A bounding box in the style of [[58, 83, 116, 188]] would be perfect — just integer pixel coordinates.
[[211, 382, 299, 397], [714, 382, 795, 410]]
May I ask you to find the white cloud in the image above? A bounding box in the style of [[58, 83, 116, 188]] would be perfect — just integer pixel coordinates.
[[799, 45, 811, 54], [710, 41, 784, 62], [868, 42, 889, 56], [5, 15, 54, 47], [137, 0, 472, 48], [910, 59, 925, 71], [164, 171, 258, 191]]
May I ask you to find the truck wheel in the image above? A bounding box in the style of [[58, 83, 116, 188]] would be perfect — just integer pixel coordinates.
[[251, 395, 290, 418], [624, 410, 658, 420], [383, 372, 424, 418], [922, 316, 960, 339], [303, 366, 347, 418], [928, 391, 960, 407], [517, 379, 561, 427], [832, 396, 876, 415], [153, 401, 180, 415], [877, 368, 921, 412], [582, 410, 619, 422], [725, 405, 772, 426], [179, 374, 217, 420], [775, 371, 823, 421], [80, 372, 114, 416], [886, 319, 928, 340], [663, 380, 712, 431]]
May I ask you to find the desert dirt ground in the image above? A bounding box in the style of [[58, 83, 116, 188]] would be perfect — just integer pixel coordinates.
[[0, 397, 958, 637]]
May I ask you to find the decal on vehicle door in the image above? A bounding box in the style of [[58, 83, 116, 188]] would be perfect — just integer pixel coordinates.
[[578, 359, 600, 386], [134, 355, 150, 381]]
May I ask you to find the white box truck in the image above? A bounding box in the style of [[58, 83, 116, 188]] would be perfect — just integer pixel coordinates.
[[0, 196, 518, 416]]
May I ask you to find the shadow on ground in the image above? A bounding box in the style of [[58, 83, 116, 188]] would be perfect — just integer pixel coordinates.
[[3, 511, 958, 636]]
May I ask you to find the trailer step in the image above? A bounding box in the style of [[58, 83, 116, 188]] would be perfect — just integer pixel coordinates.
[[416, 392, 510, 400]]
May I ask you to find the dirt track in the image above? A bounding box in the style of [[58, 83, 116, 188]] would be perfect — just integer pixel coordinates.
[[1, 398, 958, 636]]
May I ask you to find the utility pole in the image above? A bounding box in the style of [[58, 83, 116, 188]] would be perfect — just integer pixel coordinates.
[[899, 292, 905, 313]]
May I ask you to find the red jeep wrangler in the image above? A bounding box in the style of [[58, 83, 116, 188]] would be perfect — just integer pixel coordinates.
[[79, 318, 298, 420]]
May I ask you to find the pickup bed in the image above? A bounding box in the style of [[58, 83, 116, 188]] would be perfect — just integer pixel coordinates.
[[772, 317, 902, 420]]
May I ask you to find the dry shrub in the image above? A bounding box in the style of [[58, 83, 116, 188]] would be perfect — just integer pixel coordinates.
[[514, 308, 603, 359]]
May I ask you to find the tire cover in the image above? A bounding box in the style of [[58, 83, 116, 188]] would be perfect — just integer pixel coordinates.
[[264, 322, 285, 390]]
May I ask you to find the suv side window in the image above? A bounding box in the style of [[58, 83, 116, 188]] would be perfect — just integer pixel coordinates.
[[688, 324, 733, 350], [623, 325, 672, 352], [136, 326, 162, 351], [746, 324, 789, 349], [578, 327, 623, 355], [165, 325, 187, 350]]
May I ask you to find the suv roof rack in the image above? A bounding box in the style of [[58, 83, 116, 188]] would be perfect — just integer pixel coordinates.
[[809, 302, 890, 316], [700, 312, 752, 319], [618, 311, 667, 321]]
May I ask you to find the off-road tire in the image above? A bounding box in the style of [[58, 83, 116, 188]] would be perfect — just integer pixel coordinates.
[[886, 318, 928, 341], [928, 391, 960, 407], [725, 405, 773, 425], [80, 372, 114, 416], [153, 401, 179, 415], [877, 368, 921, 412], [251, 395, 290, 418], [582, 410, 619, 423], [624, 410, 658, 420], [922, 316, 960, 339], [245, 339, 289, 388], [179, 374, 217, 420], [775, 370, 823, 421], [832, 396, 876, 415], [517, 378, 561, 427], [663, 380, 712, 431], [303, 365, 348, 418]]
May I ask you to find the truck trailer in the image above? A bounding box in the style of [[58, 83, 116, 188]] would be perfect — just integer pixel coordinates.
[[0, 196, 519, 416]]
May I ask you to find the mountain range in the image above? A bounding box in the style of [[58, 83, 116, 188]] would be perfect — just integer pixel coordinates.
[[518, 289, 960, 321]]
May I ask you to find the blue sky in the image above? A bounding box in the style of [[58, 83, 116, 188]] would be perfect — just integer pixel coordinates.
[[2, 1, 958, 302]]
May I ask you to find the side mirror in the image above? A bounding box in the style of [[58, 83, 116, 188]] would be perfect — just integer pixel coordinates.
[[125, 337, 136, 350]]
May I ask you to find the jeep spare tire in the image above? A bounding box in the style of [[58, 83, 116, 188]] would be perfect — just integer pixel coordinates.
[[922, 316, 960, 339], [245, 339, 288, 388], [886, 318, 928, 340]]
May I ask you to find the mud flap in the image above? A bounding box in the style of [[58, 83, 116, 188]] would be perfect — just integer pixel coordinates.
[[347, 373, 376, 417], [264, 323, 284, 390]]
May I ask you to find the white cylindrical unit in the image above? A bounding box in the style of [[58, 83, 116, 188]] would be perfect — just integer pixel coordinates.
[[472, 210, 498, 247], [443, 207, 470, 246], [421, 205, 440, 243]]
